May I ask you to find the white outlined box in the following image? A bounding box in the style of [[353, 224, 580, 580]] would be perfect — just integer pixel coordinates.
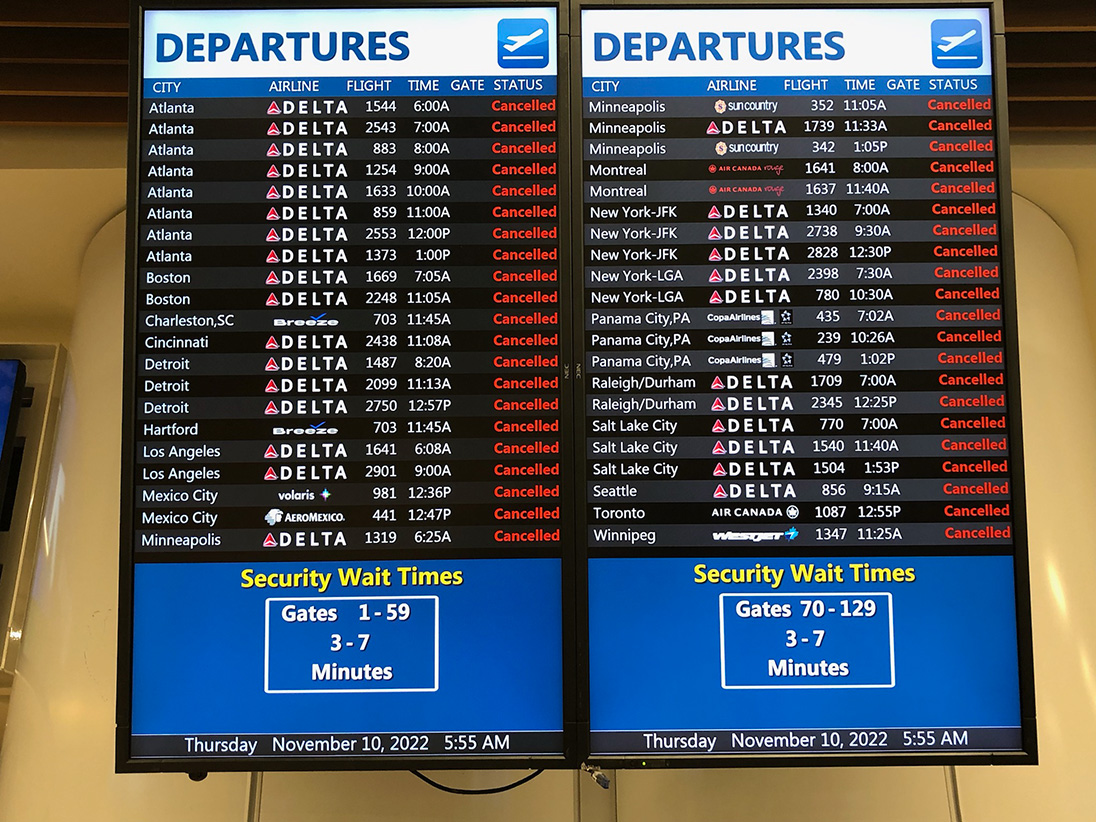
[[265, 596, 439, 694], [719, 592, 895, 689]]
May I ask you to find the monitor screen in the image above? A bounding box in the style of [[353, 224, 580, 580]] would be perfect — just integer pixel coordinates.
[[579, 4, 1035, 765], [0, 360, 26, 522]]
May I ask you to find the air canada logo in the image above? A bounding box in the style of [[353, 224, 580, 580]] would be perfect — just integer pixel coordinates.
[[931, 19, 983, 68], [497, 18, 549, 68]]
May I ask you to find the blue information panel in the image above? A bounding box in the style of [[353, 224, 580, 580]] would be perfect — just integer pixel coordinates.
[[720, 591, 895, 689], [119, 4, 572, 770], [589, 556, 1021, 755], [0, 361, 20, 451], [265, 595, 440, 693], [0, 359, 24, 516], [580, 4, 1035, 763]]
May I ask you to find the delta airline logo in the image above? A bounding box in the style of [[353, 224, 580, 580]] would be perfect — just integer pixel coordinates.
[[931, 19, 983, 69], [498, 18, 550, 68]]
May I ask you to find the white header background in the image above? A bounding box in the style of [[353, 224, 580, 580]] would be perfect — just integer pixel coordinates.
[[581, 7, 993, 77], [143, 8, 557, 78]]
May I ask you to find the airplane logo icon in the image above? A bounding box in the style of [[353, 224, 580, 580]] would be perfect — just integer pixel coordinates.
[[498, 18, 550, 68], [939, 30, 977, 53], [931, 19, 983, 68], [504, 29, 544, 53]]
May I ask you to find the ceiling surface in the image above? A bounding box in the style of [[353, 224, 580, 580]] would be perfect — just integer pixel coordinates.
[[0, 0, 1093, 130]]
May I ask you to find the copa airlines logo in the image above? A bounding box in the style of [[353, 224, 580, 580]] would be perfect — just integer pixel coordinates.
[[155, 30, 410, 63], [592, 30, 844, 62]]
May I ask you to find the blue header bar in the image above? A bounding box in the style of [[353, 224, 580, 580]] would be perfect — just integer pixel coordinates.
[[144, 75, 556, 98], [584, 75, 991, 97]]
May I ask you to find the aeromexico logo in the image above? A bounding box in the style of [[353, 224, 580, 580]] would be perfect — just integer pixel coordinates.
[[265, 508, 346, 525]]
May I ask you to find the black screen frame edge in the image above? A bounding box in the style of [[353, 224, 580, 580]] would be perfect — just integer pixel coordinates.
[[571, 0, 1037, 768], [0, 360, 28, 521], [117, 0, 580, 773]]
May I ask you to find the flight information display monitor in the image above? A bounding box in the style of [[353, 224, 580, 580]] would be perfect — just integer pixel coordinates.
[[119, 4, 573, 771], [579, 4, 1036, 764], [0, 360, 26, 518]]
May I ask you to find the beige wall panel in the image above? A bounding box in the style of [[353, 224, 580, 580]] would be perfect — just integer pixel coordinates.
[[0, 213, 248, 821], [259, 769, 576, 822], [1010, 140, 1096, 348], [0, 168, 125, 338], [954, 198, 1096, 819], [611, 196, 1086, 822], [616, 766, 950, 822]]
